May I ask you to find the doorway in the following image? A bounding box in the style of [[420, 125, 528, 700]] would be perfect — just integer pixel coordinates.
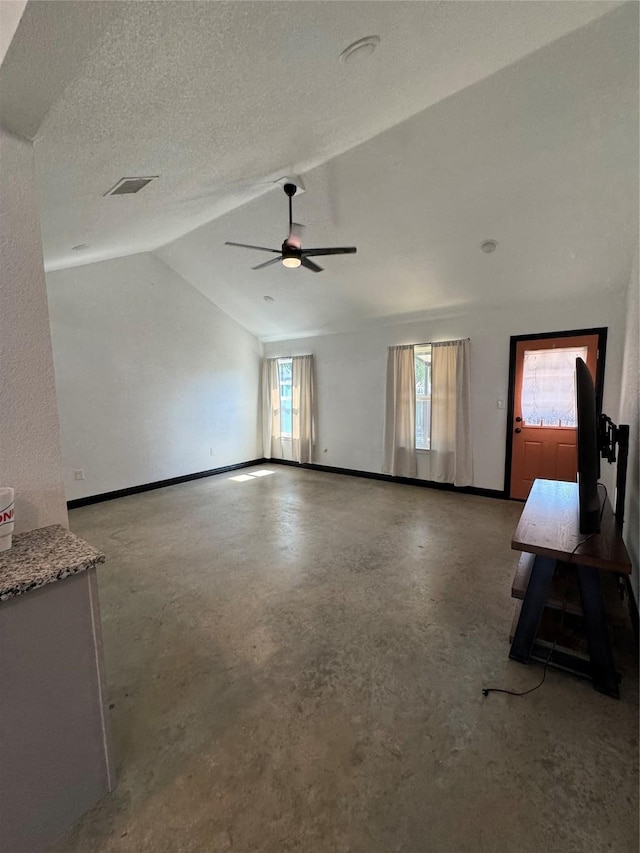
[[505, 328, 607, 500]]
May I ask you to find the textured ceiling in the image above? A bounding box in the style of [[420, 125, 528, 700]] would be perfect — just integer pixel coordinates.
[[2, 1, 637, 341], [158, 3, 638, 340], [6, 0, 620, 271]]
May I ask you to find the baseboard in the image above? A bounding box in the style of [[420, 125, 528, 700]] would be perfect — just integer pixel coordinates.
[[68, 456, 507, 510], [267, 458, 506, 500], [67, 459, 268, 509]]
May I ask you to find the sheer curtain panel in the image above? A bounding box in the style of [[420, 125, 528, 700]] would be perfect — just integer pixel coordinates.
[[291, 354, 315, 463], [262, 355, 315, 463], [430, 339, 473, 486], [383, 345, 417, 478], [262, 358, 282, 459]]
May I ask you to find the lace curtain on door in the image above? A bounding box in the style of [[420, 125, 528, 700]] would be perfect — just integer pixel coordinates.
[[521, 347, 587, 427]]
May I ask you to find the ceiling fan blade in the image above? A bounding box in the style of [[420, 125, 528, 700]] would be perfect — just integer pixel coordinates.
[[225, 241, 280, 253], [302, 247, 357, 257], [301, 257, 323, 273], [287, 222, 305, 249], [252, 256, 283, 270]]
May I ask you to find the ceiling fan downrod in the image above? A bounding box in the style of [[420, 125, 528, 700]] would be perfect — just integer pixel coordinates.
[[284, 183, 297, 234]]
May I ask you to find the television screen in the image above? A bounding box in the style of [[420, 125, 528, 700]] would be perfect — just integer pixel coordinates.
[[575, 357, 601, 534]]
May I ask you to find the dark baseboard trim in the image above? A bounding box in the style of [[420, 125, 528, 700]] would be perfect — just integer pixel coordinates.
[[67, 459, 268, 509], [267, 458, 506, 500], [68, 456, 507, 509]]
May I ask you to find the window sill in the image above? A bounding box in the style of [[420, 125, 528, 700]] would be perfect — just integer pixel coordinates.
[[416, 448, 431, 453]]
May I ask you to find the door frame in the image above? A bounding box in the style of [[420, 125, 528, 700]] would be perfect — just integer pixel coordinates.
[[503, 327, 608, 498]]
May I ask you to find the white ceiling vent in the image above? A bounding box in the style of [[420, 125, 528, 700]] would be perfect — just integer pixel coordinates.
[[104, 176, 158, 196]]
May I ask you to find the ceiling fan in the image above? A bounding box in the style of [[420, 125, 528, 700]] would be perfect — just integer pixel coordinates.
[[225, 183, 356, 273]]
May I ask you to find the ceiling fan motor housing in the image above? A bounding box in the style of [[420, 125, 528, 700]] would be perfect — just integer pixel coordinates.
[[282, 241, 301, 258]]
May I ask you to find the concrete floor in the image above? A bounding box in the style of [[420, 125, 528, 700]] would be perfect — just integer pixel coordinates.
[[53, 466, 638, 853]]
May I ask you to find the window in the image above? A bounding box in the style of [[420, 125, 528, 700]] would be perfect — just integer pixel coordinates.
[[414, 344, 432, 450], [263, 354, 315, 463], [278, 358, 292, 438], [521, 346, 587, 427]]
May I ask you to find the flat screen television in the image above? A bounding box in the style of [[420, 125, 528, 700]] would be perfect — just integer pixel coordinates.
[[575, 357, 601, 534]]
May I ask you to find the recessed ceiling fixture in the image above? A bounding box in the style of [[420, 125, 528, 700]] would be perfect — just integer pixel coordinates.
[[71, 243, 89, 251], [339, 35, 380, 64], [480, 239, 498, 253], [104, 176, 158, 196], [263, 295, 275, 303]]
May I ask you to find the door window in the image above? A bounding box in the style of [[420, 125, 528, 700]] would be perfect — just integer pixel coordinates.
[[521, 346, 588, 427]]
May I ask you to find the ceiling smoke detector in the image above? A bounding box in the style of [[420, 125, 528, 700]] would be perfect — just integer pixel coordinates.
[[480, 239, 498, 254], [339, 36, 380, 64], [104, 176, 158, 196]]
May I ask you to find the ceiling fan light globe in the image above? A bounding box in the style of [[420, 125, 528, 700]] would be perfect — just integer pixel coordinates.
[[282, 256, 301, 268]]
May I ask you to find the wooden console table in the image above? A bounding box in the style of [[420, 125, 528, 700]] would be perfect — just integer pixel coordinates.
[[509, 478, 631, 698]]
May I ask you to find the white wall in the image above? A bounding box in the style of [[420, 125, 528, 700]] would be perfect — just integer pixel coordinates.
[[47, 253, 262, 500], [264, 292, 626, 493], [0, 0, 28, 64], [0, 129, 68, 532], [619, 247, 639, 601]]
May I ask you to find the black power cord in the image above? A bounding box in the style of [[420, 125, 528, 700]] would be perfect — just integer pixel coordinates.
[[482, 641, 556, 698], [566, 481, 608, 560], [567, 534, 597, 559], [597, 480, 608, 506], [483, 578, 571, 699]]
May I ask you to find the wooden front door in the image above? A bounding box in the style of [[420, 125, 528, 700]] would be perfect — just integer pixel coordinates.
[[509, 333, 600, 500]]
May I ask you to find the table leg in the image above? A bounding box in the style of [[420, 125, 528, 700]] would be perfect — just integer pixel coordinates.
[[510, 555, 556, 663], [576, 564, 619, 698]]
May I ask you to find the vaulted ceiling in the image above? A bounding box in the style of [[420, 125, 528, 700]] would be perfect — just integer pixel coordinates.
[[2, 1, 638, 340]]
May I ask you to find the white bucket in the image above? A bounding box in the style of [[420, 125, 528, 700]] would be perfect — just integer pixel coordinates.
[[0, 488, 15, 552]]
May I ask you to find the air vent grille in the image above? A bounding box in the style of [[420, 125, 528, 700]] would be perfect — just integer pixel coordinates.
[[104, 176, 158, 196]]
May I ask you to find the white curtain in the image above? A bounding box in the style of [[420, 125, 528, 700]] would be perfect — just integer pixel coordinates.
[[291, 354, 314, 464], [383, 345, 417, 478], [262, 357, 282, 459], [262, 355, 315, 463], [430, 339, 473, 486]]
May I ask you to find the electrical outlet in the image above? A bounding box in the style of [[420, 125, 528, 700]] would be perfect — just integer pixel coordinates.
[[74, 469, 85, 481]]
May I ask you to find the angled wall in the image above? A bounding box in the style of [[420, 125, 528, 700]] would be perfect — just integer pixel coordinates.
[[46, 253, 262, 500], [0, 129, 67, 532]]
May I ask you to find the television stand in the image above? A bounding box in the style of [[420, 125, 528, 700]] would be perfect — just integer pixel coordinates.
[[509, 478, 631, 698]]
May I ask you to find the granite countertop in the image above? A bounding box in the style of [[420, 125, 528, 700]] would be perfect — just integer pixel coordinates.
[[0, 524, 105, 601]]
